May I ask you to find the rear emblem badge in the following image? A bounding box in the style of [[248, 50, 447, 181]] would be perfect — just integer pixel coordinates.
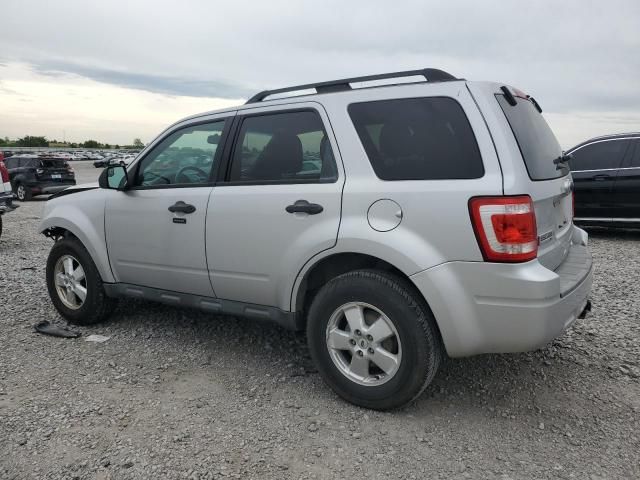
[[538, 231, 553, 244]]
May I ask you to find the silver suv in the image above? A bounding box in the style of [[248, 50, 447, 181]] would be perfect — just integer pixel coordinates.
[[40, 69, 593, 410]]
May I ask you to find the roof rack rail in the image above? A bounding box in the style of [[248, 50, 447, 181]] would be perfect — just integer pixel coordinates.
[[245, 68, 459, 104]]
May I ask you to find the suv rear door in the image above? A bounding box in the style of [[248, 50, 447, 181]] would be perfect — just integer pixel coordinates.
[[205, 103, 343, 309], [470, 83, 573, 271], [610, 138, 640, 220], [568, 138, 631, 219]]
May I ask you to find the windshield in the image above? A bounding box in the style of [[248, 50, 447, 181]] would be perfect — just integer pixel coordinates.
[[496, 95, 568, 180]]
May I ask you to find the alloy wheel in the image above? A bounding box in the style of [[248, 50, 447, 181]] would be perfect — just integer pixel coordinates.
[[325, 302, 402, 386], [53, 254, 87, 310]]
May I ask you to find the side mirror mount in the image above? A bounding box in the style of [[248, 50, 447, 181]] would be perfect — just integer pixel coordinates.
[[207, 134, 220, 145], [99, 165, 129, 190]]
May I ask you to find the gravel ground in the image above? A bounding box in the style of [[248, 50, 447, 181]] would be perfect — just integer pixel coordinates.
[[0, 162, 639, 479]]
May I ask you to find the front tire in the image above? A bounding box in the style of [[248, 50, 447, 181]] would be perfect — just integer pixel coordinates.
[[306, 270, 441, 410], [46, 236, 117, 325]]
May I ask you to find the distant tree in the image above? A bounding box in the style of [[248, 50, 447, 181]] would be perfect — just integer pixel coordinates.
[[103, 143, 111, 149], [0, 137, 6, 146], [132, 138, 144, 148], [16, 135, 48, 147], [114, 144, 120, 150], [82, 140, 100, 148]]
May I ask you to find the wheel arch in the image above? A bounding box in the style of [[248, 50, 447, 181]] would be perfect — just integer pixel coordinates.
[[292, 252, 444, 347], [40, 213, 114, 283]]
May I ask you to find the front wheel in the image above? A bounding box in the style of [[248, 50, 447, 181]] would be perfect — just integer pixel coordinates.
[[46, 236, 117, 325], [306, 270, 442, 410]]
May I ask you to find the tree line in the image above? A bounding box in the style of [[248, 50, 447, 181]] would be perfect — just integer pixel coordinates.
[[0, 136, 145, 150]]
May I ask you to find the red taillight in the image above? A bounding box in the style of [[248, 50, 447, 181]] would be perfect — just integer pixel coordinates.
[[0, 161, 9, 183], [469, 196, 538, 263]]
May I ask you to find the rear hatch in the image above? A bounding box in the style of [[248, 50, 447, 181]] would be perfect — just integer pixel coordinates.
[[494, 88, 573, 271], [38, 158, 75, 183]]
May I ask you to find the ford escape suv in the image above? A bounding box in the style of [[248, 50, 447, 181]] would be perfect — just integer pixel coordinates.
[[39, 69, 593, 410], [6, 155, 76, 201]]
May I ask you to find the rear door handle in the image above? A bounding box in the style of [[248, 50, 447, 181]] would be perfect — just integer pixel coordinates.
[[592, 174, 610, 181], [285, 200, 323, 215], [168, 201, 196, 214]]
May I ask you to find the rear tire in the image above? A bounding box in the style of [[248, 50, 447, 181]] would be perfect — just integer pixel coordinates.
[[15, 183, 32, 201], [306, 269, 441, 410], [46, 236, 117, 325]]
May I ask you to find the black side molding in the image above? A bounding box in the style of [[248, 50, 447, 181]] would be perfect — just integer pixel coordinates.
[[103, 283, 302, 330]]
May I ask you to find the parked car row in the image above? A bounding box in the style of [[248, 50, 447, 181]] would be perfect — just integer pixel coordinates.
[[93, 153, 138, 168]]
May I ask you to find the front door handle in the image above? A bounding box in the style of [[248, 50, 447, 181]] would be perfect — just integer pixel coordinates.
[[168, 201, 196, 214], [592, 174, 610, 182], [285, 200, 323, 215]]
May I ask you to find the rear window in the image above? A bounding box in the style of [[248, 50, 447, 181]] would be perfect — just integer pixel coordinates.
[[348, 97, 484, 181], [496, 95, 568, 180], [39, 159, 68, 169]]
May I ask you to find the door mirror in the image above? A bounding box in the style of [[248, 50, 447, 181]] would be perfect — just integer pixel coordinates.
[[207, 133, 220, 145], [99, 165, 129, 190]]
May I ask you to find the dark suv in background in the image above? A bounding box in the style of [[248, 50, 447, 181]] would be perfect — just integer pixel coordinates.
[[568, 133, 640, 226], [4, 156, 76, 201]]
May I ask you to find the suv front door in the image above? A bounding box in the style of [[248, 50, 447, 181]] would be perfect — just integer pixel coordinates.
[[206, 104, 344, 309], [105, 115, 233, 297]]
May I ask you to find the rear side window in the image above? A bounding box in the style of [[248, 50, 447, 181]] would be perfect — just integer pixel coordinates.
[[229, 110, 337, 183], [569, 139, 629, 171], [631, 139, 640, 167], [496, 95, 567, 180], [348, 97, 483, 181], [4, 158, 17, 169], [22, 158, 38, 168]]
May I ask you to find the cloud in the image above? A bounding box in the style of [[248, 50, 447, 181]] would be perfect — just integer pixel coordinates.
[[31, 60, 253, 99], [0, 0, 638, 144]]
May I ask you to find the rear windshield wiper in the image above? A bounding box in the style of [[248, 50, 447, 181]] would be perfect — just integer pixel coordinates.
[[553, 153, 572, 169]]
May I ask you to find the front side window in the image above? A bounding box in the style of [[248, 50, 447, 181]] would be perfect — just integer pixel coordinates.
[[570, 140, 630, 171], [4, 158, 17, 169], [135, 120, 226, 187], [348, 97, 484, 181], [229, 110, 337, 183]]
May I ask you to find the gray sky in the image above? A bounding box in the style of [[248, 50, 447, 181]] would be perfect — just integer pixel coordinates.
[[1, 0, 639, 147]]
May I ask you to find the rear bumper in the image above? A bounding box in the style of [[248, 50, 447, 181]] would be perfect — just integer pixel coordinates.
[[411, 227, 593, 357]]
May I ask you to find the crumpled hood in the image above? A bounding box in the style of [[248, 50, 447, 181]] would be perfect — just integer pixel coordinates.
[[48, 182, 99, 200]]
